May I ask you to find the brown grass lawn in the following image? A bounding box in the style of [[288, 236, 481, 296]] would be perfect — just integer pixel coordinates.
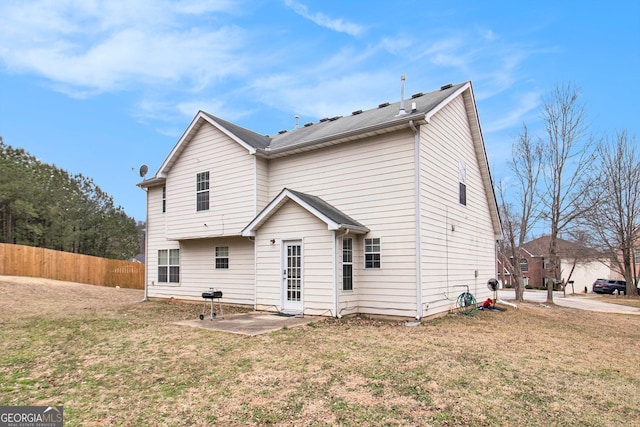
[[1, 276, 639, 426]]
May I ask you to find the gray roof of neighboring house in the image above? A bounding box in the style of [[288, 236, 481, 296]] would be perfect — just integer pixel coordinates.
[[204, 82, 467, 154]]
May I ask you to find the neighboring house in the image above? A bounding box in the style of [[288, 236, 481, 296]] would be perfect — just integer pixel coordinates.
[[516, 236, 610, 293], [138, 81, 502, 319]]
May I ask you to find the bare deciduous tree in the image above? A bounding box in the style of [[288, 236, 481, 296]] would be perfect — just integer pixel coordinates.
[[539, 83, 597, 303], [497, 125, 543, 301], [583, 131, 640, 296]]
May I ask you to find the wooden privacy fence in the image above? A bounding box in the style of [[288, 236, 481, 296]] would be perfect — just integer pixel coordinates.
[[0, 243, 145, 289]]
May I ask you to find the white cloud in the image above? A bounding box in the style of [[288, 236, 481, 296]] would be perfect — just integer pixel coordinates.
[[0, 1, 246, 95], [283, 0, 365, 36], [483, 91, 542, 133]]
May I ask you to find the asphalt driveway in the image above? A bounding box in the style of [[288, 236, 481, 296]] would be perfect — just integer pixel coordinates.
[[497, 290, 640, 315]]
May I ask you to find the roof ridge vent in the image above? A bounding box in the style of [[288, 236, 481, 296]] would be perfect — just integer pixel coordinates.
[[329, 116, 342, 121], [378, 102, 390, 108], [351, 109, 363, 115], [440, 83, 453, 90], [303, 122, 313, 127], [278, 129, 288, 134], [319, 117, 329, 122], [411, 92, 424, 98]]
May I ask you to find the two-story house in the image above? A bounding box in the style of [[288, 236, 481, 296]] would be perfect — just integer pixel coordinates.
[[138, 81, 502, 319]]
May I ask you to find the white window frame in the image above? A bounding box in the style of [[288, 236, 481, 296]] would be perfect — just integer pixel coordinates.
[[162, 186, 166, 213], [158, 249, 180, 283], [215, 246, 229, 269], [196, 171, 210, 211], [342, 238, 353, 290], [459, 160, 467, 206], [364, 238, 381, 269]]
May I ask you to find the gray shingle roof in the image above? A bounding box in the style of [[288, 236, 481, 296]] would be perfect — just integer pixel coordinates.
[[285, 189, 367, 230], [204, 82, 467, 155], [201, 112, 271, 149]]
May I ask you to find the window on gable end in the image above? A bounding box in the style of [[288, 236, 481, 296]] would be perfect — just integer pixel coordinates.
[[196, 172, 210, 211], [459, 160, 467, 206], [162, 186, 166, 213]]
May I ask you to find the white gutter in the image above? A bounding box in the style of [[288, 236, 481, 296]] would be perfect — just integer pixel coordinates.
[[410, 119, 423, 319]]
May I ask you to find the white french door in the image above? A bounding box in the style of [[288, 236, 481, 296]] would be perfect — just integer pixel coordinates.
[[282, 241, 303, 312]]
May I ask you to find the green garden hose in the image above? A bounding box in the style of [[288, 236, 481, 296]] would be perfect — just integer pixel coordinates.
[[456, 291, 477, 316]]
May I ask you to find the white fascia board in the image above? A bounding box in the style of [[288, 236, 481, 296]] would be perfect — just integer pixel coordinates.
[[203, 114, 257, 155], [157, 111, 257, 178], [424, 82, 471, 123], [242, 189, 366, 237]]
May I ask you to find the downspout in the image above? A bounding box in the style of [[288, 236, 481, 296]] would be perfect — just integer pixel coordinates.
[[410, 119, 423, 319], [135, 187, 149, 303], [333, 232, 338, 318], [334, 229, 350, 319], [253, 156, 258, 311]]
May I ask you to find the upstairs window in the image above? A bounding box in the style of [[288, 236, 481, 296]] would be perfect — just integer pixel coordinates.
[[520, 258, 529, 273], [459, 160, 467, 206], [364, 238, 381, 269], [196, 172, 210, 211], [158, 249, 180, 283], [162, 186, 166, 213], [342, 238, 353, 290], [215, 246, 229, 269]]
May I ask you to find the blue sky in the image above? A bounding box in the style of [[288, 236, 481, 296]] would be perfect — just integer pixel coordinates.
[[0, 0, 638, 221]]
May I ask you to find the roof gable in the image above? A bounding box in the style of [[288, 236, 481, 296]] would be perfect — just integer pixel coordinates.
[[153, 111, 265, 180], [242, 188, 369, 237]]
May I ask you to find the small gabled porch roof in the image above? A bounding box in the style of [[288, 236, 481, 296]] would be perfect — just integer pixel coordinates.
[[242, 188, 369, 237]]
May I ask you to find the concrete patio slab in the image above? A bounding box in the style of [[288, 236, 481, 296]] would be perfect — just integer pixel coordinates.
[[175, 311, 320, 336]]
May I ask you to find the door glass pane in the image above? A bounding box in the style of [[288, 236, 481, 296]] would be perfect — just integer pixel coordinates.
[[287, 244, 301, 302]]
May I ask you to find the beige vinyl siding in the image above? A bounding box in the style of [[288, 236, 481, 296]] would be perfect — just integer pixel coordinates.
[[255, 156, 270, 213], [165, 123, 256, 239], [336, 235, 361, 316], [145, 184, 180, 297], [268, 131, 418, 317], [254, 200, 335, 315], [147, 236, 254, 304], [420, 95, 496, 315]]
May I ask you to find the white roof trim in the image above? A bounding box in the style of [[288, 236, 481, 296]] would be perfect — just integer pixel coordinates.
[[242, 189, 368, 237], [425, 82, 471, 124], [155, 111, 256, 178]]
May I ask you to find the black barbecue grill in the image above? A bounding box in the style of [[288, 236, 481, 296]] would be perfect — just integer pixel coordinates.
[[199, 289, 223, 320]]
